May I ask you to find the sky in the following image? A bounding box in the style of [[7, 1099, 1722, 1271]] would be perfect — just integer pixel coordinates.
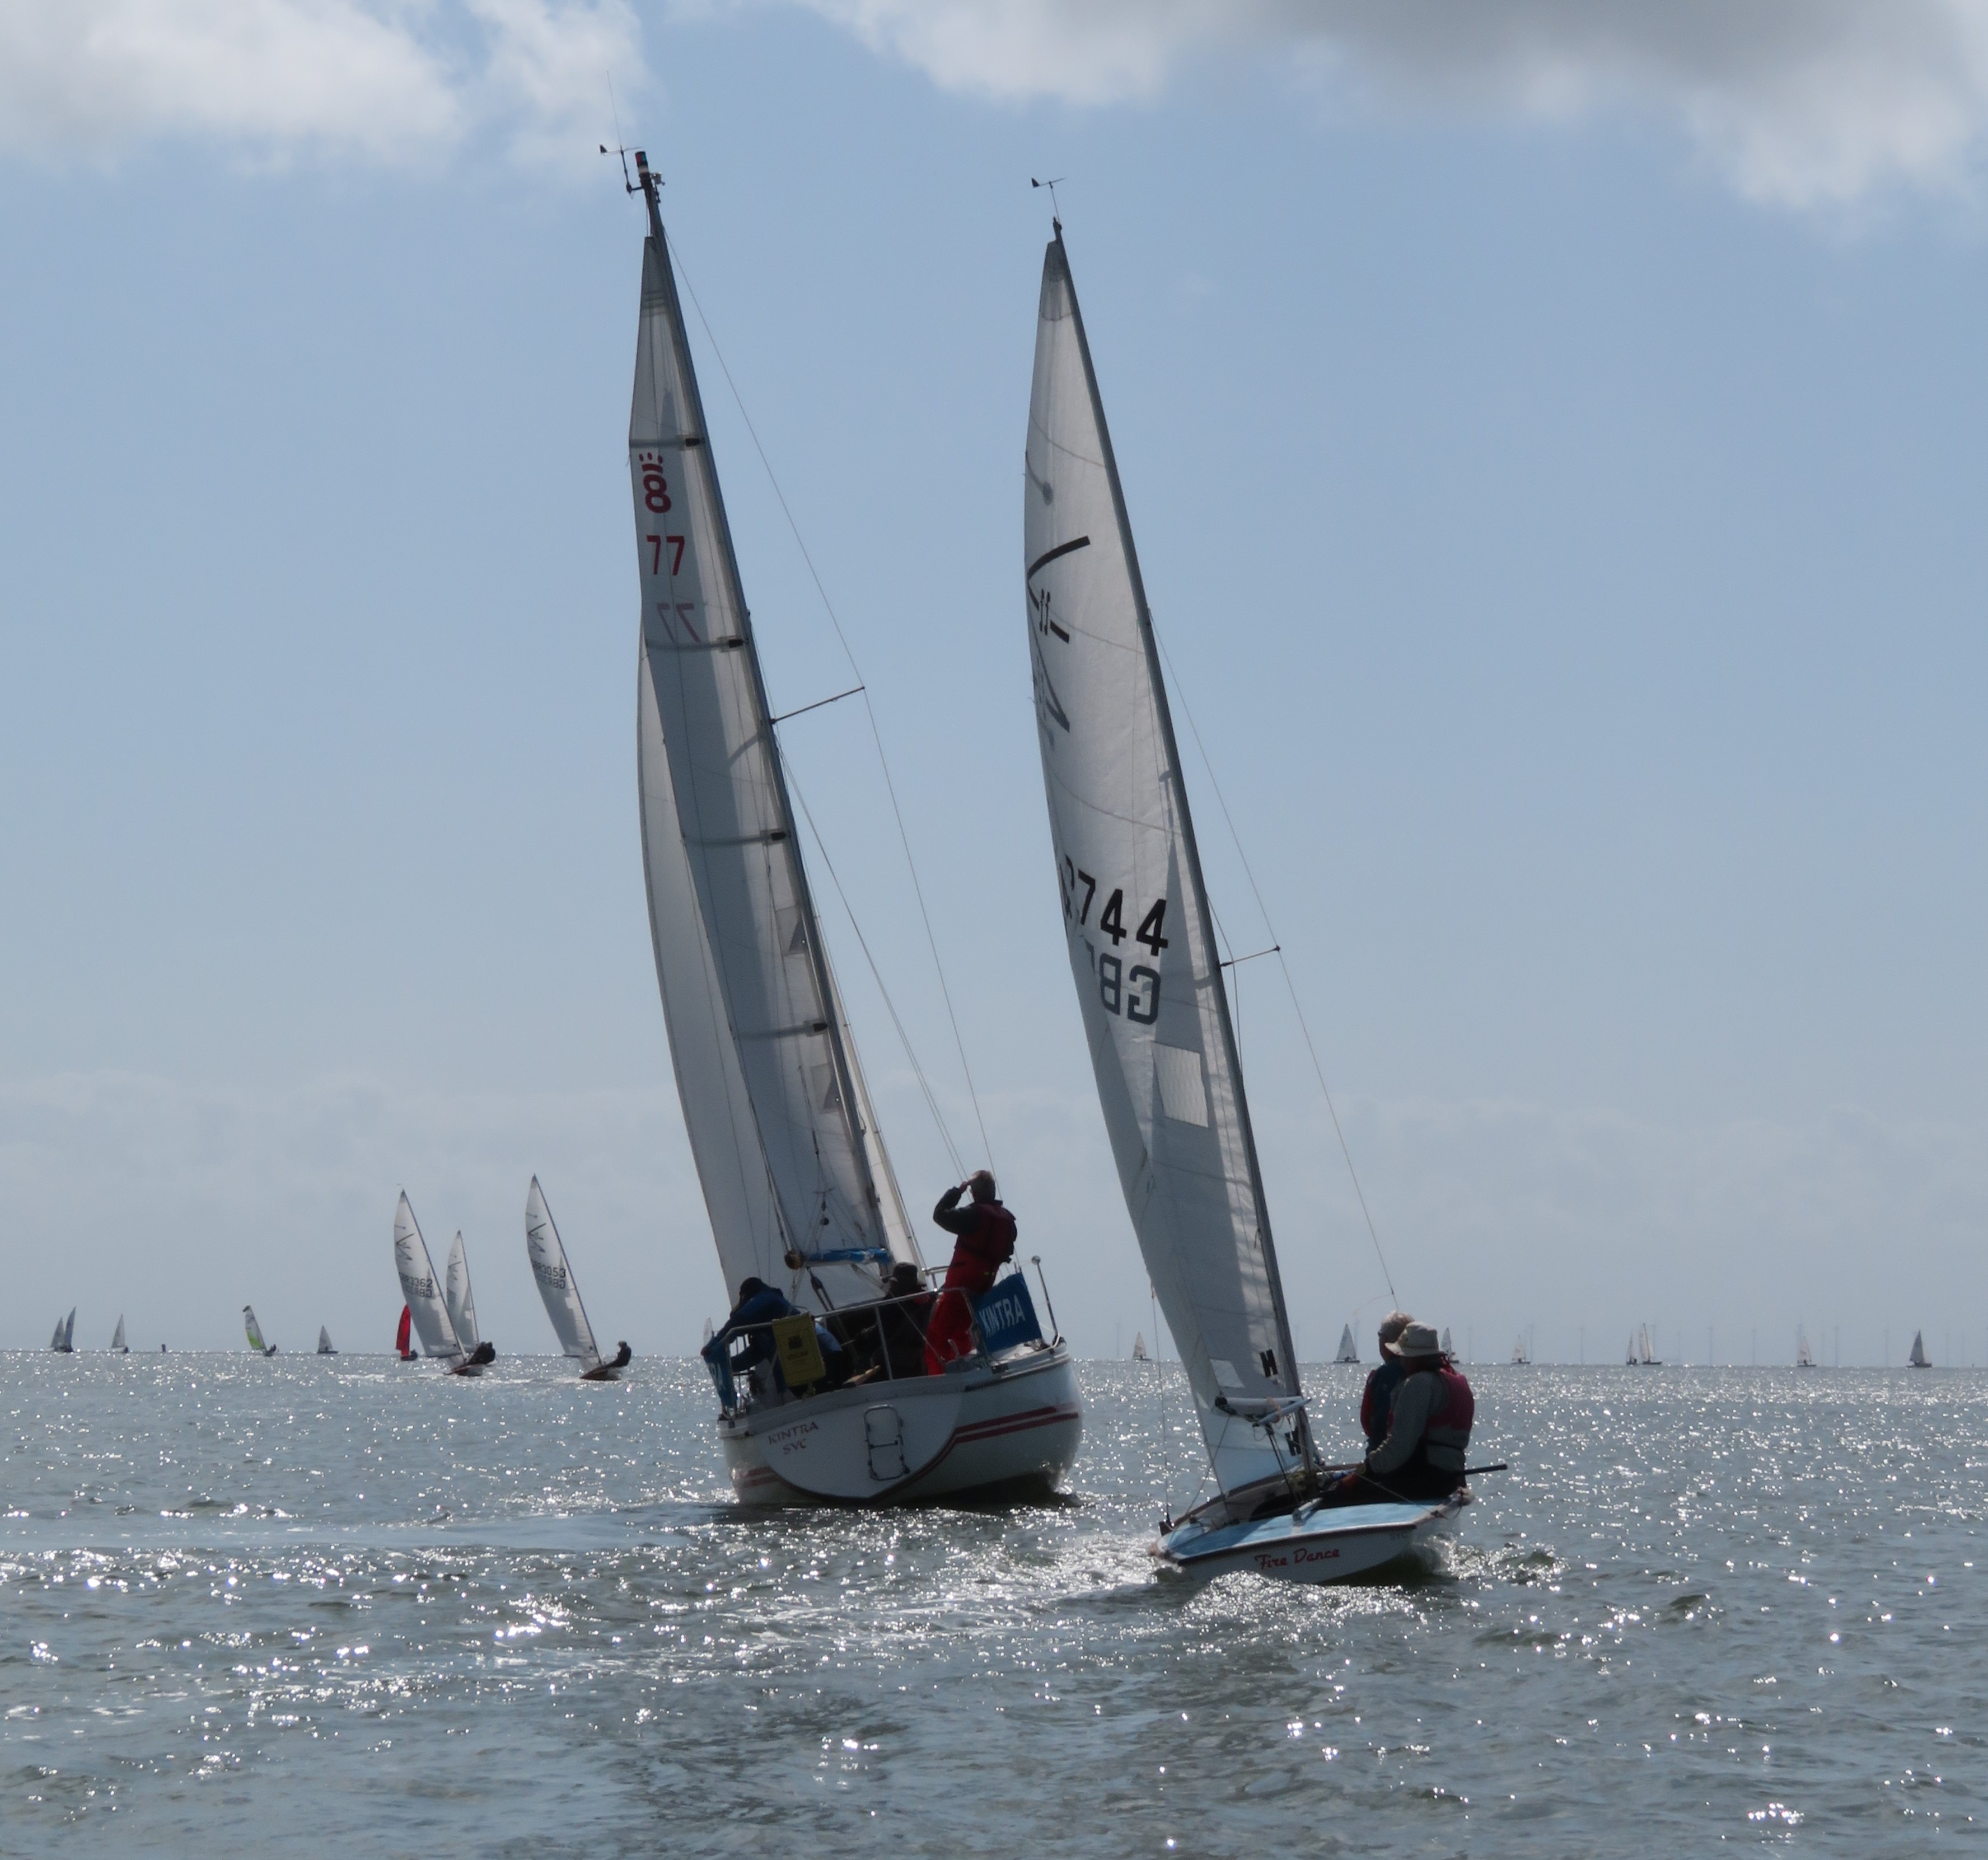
[[4, 1, 1988, 1366]]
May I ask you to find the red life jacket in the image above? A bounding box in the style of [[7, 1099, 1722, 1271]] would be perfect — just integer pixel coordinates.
[[945, 1201, 1017, 1294], [1432, 1365, 1475, 1436]]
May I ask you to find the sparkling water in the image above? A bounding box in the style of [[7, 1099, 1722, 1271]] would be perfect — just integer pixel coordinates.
[[3, 1355, 1978, 1850]]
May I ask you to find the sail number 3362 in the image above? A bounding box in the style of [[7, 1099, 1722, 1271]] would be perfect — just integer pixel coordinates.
[[1061, 856, 1168, 1024]]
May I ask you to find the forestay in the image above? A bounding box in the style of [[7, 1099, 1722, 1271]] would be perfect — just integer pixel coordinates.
[[628, 159, 918, 1308], [1024, 229, 1307, 1495], [525, 1177, 604, 1372], [394, 1193, 464, 1361], [443, 1233, 481, 1351]]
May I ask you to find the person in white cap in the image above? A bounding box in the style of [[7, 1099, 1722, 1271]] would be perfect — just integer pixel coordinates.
[[1325, 1320, 1474, 1507]]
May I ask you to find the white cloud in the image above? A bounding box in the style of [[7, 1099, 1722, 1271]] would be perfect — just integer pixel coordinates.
[[787, 0, 1988, 207], [0, 0, 643, 170]]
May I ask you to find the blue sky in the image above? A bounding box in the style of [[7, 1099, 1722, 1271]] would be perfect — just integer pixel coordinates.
[[4, 1, 1988, 1366]]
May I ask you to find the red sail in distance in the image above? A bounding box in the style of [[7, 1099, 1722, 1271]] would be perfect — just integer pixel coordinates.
[[395, 1305, 414, 1358]]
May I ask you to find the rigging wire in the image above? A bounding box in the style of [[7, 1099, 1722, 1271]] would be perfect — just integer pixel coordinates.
[[666, 234, 997, 1176], [783, 751, 969, 1182], [1152, 623, 1400, 1308]]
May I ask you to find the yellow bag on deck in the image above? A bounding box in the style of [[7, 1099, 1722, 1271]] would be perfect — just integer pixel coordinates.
[[770, 1314, 826, 1389]]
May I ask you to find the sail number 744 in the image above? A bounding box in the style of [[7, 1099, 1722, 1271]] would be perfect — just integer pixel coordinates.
[[1060, 855, 1168, 1025]]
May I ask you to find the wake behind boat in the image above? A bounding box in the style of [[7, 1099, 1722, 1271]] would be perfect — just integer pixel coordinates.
[[1021, 222, 1468, 1584], [625, 151, 1079, 1504]]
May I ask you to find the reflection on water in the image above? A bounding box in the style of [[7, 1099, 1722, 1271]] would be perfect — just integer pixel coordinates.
[[2, 1356, 1980, 1850]]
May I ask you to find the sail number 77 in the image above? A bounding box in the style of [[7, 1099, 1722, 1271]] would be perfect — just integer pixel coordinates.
[[1061, 855, 1169, 1025], [647, 534, 686, 576]]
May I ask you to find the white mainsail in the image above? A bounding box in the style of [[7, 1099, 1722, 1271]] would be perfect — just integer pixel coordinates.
[[628, 154, 919, 1310], [1131, 1330, 1148, 1362], [317, 1325, 336, 1355], [1335, 1325, 1360, 1365], [59, 1308, 76, 1351], [525, 1177, 605, 1372], [1025, 226, 1304, 1495], [443, 1233, 481, 1352], [1908, 1329, 1930, 1367], [1440, 1327, 1453, 1357], [111, 1314, 126, 1352], [242, 1305, 273, 1355], [394, 1193, 464, 1362]]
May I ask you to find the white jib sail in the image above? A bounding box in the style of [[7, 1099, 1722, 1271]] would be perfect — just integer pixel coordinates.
[[394, 1193, 464, 1362], [628, 162, 918, 1309], [1025, 228, 1304, 1495], [443, 1233, 481, 1351], [525, 1177, 603, 1371], [111, 1314, 126, 1351]]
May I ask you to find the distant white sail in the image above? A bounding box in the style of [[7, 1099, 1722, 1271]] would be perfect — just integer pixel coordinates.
[[1440, 1327, 1453, 1357], [1335, 1325, 1359, 1365], [1511, 1335, 1528, 1365], [111, 1314, 126, 1352], [317, 1325, 336, 1355], [242, 1305, 275, 1356], [443, 1233, 481, 1352], [394, 1194, 464, 1362], [1908, 1329, 1930, 1368], [1024, 226, 1303, 1496], [62, 1308, 76, 1351], [1795, 1324, 1814, 1369], [525, 1177, 604, 1372]]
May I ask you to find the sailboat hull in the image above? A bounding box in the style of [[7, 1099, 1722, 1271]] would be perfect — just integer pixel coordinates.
[[718, 1344, 1082, 1506], [1156, 1491, 1469, 1586]]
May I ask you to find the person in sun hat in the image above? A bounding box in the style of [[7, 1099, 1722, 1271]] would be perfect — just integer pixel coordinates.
[[1360, 1311, 1417, 1449], [1318, 1321, 1474, 1508]]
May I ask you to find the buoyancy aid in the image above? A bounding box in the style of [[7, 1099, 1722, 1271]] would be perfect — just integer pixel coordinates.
[[1423, 1365, 1475, 1470], [944, 1202, 1017, 1293]]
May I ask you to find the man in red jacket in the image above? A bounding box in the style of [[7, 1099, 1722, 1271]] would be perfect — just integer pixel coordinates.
[[922, 1170, 1017, 1373]]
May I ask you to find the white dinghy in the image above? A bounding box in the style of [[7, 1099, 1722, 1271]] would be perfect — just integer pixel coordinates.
[[110, 1314, 128, 1354], [625, 153, 1080, 1504], [1021, 221, 1467, 1585], [526, 1178, 633, 1380], [317, 1326, 337, 1356], [443, 1233, 498, 1369], [1334, 1325, 1360, 1365], [1795, 1324, 1816, 1369], [242, 1305, 278, 1356], [392, 1194, 490, 1375]]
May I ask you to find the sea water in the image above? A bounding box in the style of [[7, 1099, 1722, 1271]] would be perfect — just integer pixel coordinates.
[[2, 1355, 1979, 1853]]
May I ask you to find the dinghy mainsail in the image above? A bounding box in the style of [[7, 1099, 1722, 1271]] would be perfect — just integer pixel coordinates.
[[111, 1314, 127, 1353], [395, 1305, 415, 1359], [1795, 1324, 1815, 1369], [242, 1305, 277, 1356], [1908, 1329, 1930, 1368], [628, 153, 920, 1313], [317, 1326, 337, 1355], [1335, 1325, 1360, 1365], [1131, 1330, 1148, 1362], [443, 1233, 481, 1353], [50, 1308, 76, 1352], [525, 1178, 629, 1379], [394, 1194, 466, 1365], [1023, 222, 1307, 1498]]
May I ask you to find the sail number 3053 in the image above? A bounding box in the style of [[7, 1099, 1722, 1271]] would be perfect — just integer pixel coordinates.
[[1061, 856, 1168, 1025]]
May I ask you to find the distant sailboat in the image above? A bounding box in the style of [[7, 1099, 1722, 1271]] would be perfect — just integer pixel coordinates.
[[50, 1308, 76, 1353], [1510, 1336, 1531, 1365], [242, 1305, 278, 1356], [443, 1233, 485, 1357], [393, 1194, 492, 1375], [110, 1314, 128, 1354], [525, 1178, 632, 1380], [1795, 1324, 1816, 1370], [1440, 1327, 1453, 1358], [317, 1326, 337, 1356], [1907, 1329, 1930, 1369], [1335, 1325, 1360, 1365], [1627, 1324, 1660, 1366], [394, 1304, 416, 1361], [1131, 1330, 1148, 1363], [1022, 218, 1467, 1583]]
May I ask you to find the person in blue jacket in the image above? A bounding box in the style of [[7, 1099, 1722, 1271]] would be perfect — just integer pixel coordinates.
[[701, 1277, 792, 1409]]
